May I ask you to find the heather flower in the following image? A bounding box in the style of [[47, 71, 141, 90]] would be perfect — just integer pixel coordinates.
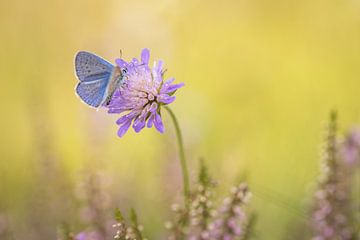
[[112, 208, 146, 240], [311, 112, 355, 240], [187, 161, 217, 240], [75, 231, 103, 240], [107, 48, 184, 137], [207, 183, 252, 240], [166, 161, 253, 240], [166, 161, 217, 240], [187, 184, 215, 239], [57, 223, 75, 240], [75, 172, 112, 240], [0, 214, 10, 239], [165, 203, 188, 240], [341, 128, 360, 166]]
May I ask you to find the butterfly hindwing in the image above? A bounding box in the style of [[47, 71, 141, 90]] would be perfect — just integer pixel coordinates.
[[75, 51, 113, 82], [75, 72, 111, 107]]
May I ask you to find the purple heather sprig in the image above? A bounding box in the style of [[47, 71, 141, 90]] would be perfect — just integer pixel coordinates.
[[165, 203, 188, 240], [74, 172, 113, 240], [57, 223, 75, 240], [166, 161, 217, 240], [75, 231, 103, 240], [187, 161, 217, 240], [186, 184, 216, 240], [112, 208, 145, 240], [341, 128, 360, 166], [0, 214, 10, 240], [208, 183, 251, 240], [166, 161, 253, 240], [107, 48, 184, 137], [311, 112, 355, 240]]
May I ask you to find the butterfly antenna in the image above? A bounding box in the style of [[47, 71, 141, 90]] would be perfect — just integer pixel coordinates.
[[119, 49, 123, 58]]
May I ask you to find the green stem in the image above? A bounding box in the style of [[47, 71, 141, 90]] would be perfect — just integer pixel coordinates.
[[164, 106, 190, 209]]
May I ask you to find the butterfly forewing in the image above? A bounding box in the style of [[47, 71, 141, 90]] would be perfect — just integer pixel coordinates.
[[75, 51, 113, 82]]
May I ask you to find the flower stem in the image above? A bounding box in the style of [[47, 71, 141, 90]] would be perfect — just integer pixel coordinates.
[[164, 106, 190, 209]]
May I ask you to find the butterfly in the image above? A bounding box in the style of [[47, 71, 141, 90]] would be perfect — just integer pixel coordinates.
[[74, 51, 126, 108]]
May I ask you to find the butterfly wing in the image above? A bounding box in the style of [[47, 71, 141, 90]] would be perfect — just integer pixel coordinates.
[[74, 51, 114, 107], [75, 51, 113, 82], [75, 74, 111, 107]]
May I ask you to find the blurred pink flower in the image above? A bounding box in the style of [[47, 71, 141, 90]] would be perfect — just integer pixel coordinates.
[[341, 128, 360, 165]]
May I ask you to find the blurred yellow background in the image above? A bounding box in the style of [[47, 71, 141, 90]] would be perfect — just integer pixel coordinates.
[[0, 0, 360, 239]]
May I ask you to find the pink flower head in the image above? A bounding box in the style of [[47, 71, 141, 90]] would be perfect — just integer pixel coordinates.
[[107, 49, 184, 137], [341, 128, 360, 165], [75, 231, 103, 240]]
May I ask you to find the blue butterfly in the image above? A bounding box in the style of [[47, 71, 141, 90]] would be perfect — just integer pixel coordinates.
[[74, 51, 126, 108]]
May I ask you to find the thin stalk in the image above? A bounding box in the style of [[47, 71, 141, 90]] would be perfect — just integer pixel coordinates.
[[164, 106, 190, 210]]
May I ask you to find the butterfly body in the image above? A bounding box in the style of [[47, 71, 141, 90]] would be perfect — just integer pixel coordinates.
[[102, 66, 122, 106], [74, 51, 124, 108]]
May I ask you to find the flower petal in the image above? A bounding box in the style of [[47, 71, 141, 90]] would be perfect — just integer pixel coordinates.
[[108, 108, 128, 114], [139, 104, 151, 119], [157, 60, 163, 71], [160, 78, 175, 92], [147, 113, 155, 128], [132, 58, 139, 65], [115, 58, 128, 69], [149, 102, 158, 112], [141, 48, 150, 64], [116, 114, 131, 125], [117, 120, 132, 137], [162, 82, 185, 94], [133, 117, 146, 133], [154, 112, 164, 133], [75, 233, 86, 240], [157, 94, 176, 104], [164, 78, 175, 85], [115, 110, 138, 125]]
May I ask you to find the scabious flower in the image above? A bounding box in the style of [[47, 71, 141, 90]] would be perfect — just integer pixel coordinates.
[[107, 48, 184, 137]]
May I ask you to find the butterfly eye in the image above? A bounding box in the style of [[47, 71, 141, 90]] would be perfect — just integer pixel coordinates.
[[122, 68, 128, 74]]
